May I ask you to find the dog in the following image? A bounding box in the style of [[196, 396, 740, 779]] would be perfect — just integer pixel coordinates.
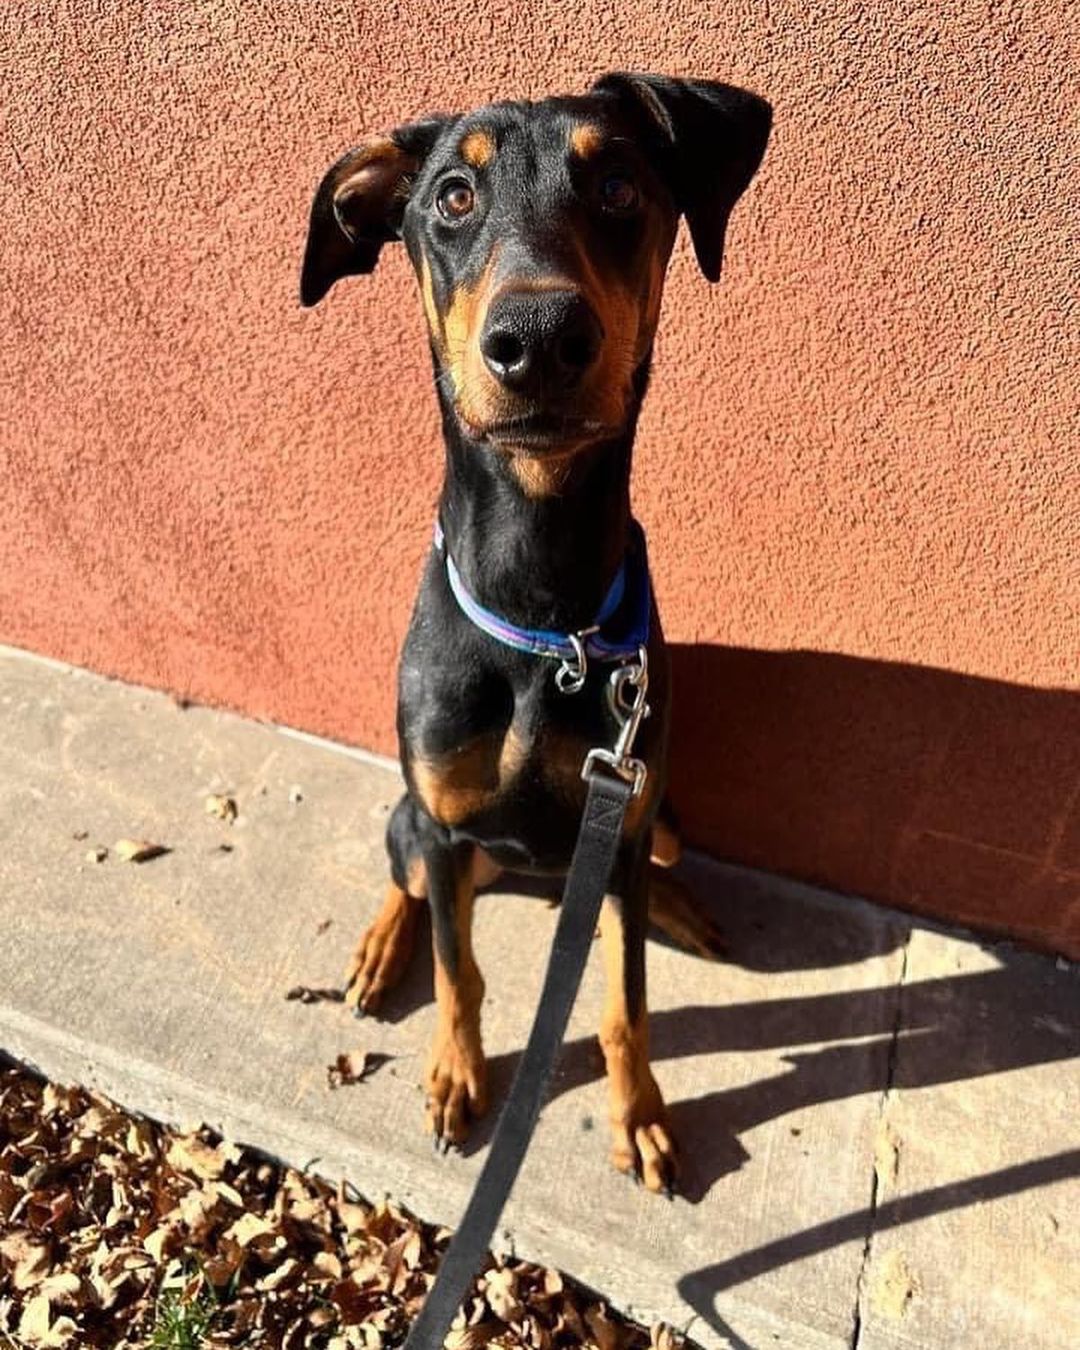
[[301, 73, 770, 1194]]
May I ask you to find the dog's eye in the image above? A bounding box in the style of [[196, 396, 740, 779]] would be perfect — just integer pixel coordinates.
[[599, 173, 639, 215], [437, 179, 475, 221]]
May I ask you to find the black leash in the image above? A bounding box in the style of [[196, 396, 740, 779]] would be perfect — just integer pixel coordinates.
[[403, 768, 635, 1350]]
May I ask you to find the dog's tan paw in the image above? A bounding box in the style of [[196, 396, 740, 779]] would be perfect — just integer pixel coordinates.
[[601, 1008, 679, 1195], [343, 885, 423, 1015], [425, 1027, 488, 1150], [609, 1075, 679, 1195]]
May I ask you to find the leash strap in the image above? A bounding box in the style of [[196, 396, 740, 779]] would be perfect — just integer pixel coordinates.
[[403, 770, 635, 1350]]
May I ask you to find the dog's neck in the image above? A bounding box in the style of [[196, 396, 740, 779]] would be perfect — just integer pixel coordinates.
[[434, 365, 650, 634]]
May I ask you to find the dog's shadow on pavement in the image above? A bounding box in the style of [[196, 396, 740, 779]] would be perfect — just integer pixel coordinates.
[[478, 895, 1080, 1349], [383, 858, 1078, 1343], [650, 898, 1080, 1345], [376, 685, 1078, 1204], [476, 879, 1078, 1199]]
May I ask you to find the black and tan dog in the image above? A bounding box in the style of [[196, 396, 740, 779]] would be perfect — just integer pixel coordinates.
[[301, 73, 770, 1194]]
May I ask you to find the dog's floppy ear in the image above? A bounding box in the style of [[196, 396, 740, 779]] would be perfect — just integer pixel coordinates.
[[593, 73, 771, 282], [300, 116, 450, 307]]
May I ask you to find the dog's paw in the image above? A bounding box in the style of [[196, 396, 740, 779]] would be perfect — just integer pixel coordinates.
[[425, 1029, 488, 1151], [609, 1074, 679, 1196], [343, 886, 422, 1016]]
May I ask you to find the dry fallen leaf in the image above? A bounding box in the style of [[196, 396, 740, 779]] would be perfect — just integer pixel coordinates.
[[17, 1292, 79, 1347], [165, 1132, 238, 1181], [113, 838, 169, 863], [484, 1265, 523, 1324], [543, 1268, 564, 1296], [286, 985, 345, 1005], [326, 1051, 392, 1089], [38, 1271, 81, 1305], [445, 1328, 498, 1350], [224, 1211, 276, 1249], [177, 1183, 228, 1242], [204, 793, 238, 823], [585, 1303, 625, 1350], [313, 1250, 344, 1280], [0, 1231, 52, 1289], [257, 1256, 299, 1292], [18, 1293, 52, 1342], [143, 1222, 181, 1264]]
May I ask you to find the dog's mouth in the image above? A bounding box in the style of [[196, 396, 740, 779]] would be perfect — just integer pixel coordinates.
[[465, 411, 609, 456]]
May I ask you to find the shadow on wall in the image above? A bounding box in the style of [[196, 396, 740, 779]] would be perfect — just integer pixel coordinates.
[[666, 646, 1080, 955]]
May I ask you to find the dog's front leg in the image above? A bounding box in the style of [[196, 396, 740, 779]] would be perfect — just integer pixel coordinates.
[[599, 842, 678, 1194], [424, 833, 488, 1150]]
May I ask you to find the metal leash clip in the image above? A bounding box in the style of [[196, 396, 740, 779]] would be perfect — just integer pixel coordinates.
[[581, 646, 650, 796], [554, 626, 600, 695]]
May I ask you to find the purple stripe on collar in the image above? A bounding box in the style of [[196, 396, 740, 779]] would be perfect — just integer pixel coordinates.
[[433, 520, 650, 666]]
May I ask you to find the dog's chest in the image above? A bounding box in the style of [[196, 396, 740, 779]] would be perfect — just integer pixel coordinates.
[[408, 711, 589, 833], [400, 626, 659, 859]]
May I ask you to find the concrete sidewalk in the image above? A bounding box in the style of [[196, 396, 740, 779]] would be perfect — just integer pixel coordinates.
[[0, 644, 1077, 1348]]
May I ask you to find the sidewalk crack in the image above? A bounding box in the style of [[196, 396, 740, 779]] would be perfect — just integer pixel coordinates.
[[850, 926, 911, 1349]]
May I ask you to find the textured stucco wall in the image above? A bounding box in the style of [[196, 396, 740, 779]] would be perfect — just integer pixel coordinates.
[[2, 2, 1078, 951]]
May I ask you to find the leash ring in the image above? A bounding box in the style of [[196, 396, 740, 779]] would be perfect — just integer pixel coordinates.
[[554, 626, 599, 694]]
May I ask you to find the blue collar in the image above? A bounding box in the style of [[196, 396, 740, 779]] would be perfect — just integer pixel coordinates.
[[433, 519, 651, 669]]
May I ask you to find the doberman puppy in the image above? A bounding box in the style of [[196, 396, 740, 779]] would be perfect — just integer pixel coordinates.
[[300, 73, 770, 1194]]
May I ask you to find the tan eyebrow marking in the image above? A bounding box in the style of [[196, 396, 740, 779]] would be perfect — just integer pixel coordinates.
[[569, 122, 604, 158], [460, 128, 496, 167]]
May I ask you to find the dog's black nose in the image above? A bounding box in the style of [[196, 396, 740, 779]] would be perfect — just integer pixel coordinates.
[[480, 291, 602, 393]]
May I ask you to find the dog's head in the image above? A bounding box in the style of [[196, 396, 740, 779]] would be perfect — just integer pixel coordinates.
[[302, 75, 770, 462]]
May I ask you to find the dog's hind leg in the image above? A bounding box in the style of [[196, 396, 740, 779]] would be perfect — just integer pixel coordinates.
[[344, 794, 427, 1015], [647, 865, 726, 959], [649, 802, 682, 868]]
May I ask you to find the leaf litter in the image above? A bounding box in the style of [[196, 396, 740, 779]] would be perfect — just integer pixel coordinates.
[[0, 1064, 690, 1348]]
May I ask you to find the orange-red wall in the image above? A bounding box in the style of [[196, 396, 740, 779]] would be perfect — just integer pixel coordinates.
[[2, 3, 1077, 953]]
